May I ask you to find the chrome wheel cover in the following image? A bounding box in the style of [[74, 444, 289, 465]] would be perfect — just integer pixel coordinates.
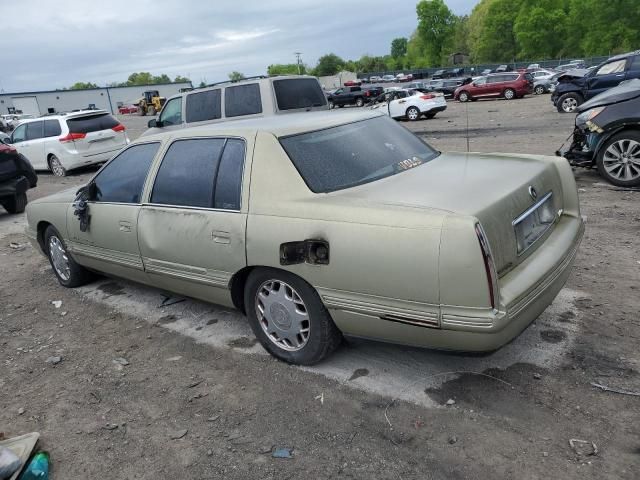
[[603, 139, 640, 181], [50, 156, 65, 176], [504, 89, 515, 99], [535, 86, 544, 95], [459, 92, 468, 102], [49, 235, 71, 281], [562, 97, 578, 112], [255, 279, 310, 352], [407, 108, 419, 120]]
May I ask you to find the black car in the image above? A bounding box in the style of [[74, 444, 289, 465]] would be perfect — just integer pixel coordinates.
[[559, 79, 640, 187], [0, 144, 37, 214], [552, 50, 640, 113], [427, 78, 465, 98]]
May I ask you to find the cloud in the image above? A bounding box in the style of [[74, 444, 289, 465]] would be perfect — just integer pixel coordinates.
[[216, 28, 280, 42]]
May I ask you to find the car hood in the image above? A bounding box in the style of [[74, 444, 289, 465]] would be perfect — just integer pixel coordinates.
[[577, 78, 640, 111], [32, 186, 78, 204], [557, 68, 590, 81], [331, 152, 564, 273]]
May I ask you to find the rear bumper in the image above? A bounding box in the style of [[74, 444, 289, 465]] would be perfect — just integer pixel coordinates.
[[59, 148, 121, 170], [424, 105, 447, 114]]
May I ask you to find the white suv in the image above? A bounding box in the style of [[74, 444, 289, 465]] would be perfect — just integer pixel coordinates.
[[8, 110, 129, 176]]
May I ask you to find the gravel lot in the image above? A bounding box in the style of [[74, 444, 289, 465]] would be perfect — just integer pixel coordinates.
[[1, 94, 639, 479]]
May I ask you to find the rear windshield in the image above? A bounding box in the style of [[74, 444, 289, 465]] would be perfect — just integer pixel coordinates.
[[67, 113, 118, 133], [279, 116, 439, 193], [273, 78, 327, 110]]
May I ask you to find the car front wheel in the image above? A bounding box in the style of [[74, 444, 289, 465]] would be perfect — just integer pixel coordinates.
[[1, 192, 27, 214], [406, 106, 421, 121], [557, 92, 582, 113], [596, 131, 640, 187], [244, 268, 342, 365], [355, 97, 364, 107], [503, 88, 516, 100], [458, 91, 470, 102], [44, 226, 93, 287], [534, 85, 545, 95]]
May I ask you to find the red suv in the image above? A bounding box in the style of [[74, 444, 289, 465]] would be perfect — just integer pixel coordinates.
[[454, 72, 533, 102]]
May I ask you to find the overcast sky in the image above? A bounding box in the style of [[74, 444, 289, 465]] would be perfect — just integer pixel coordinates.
[[1, 0, 477, 93]]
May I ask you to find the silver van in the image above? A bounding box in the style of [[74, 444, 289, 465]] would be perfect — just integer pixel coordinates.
[[144, 75, 328, 136]]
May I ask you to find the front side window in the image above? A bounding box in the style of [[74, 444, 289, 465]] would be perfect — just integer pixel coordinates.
[[44, 120, 62, 137], [11, 124, 27, 143], [225, 84, 262, 117], [93, 142, 160, 203], [186, 89, 221, 123], [25, 121, 43, 141], [474, 77, 487, 86], [596, 59, 627, 76], [159, 97, 182, 126], [151, 139, 226, 208], [280, 116, 439, 193]]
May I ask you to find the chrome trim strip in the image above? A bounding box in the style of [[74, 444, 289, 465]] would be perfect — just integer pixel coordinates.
[[512, 191, 553, 226], [68, 242, 144, 270]]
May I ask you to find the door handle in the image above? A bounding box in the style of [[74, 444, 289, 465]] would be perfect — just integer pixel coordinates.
[[119, 221, 132, 233], [211, 230, 230, 244]]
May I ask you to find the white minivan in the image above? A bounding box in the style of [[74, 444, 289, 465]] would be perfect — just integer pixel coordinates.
[[8, 110, 129, 176]]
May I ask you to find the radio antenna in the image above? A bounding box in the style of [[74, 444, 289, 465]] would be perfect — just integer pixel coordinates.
[[465, 101, 470, 153]]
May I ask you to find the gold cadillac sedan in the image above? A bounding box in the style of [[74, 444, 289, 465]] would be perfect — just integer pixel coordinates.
[[25, 110, 584, 365]]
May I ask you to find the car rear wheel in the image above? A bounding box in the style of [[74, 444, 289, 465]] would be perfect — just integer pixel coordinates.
[[355, 97, 364, 107], [328, 101, 334, 109], [458, 91, 470, 102], [147, 106, 157, 116], [44, 225, 93, 288], [406, 106, 421, 121], [596, 131, 640, 187], [503, 88, 516, 100], [1, 192, 27, 214], [557, 93, 582, 113], [244, 268, 342, 365], [534, 85, 545, 95], [49, 155, 66, 177]]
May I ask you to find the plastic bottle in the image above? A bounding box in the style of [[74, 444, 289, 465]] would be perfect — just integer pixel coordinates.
[[17, 452, 49, 480]]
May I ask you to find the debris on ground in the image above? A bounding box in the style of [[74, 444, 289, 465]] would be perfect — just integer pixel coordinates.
[[158, 295, 186, 308], [165, 356, 182, 362], [448, 436, 458, 445], [51, 301, 62, 309], [169, 429, 188, 440], [8, 242, 25, 251], [45, 356, 61, 365], [569, 438, 598, 457], [112, 357, 129, 366], [103, 424, 119, 431], [17, 408, 25, 416], [186, 380, 203, 388], [314, 393, 324, 405], [446, 399, 456, 406], [271, 447, 293, 459], [207, 415, 220, 423], [591, 382, 640, 397], [533, 373, 542, 380]]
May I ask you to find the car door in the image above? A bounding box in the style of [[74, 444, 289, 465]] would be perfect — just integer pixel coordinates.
[[137, 136, 250, 308], [388, 91, 409, 118], [624, 55, 640, 82], [65, 142, 161, 280], [585, 58, 628, 98], [11, 121, 46, 169], [157, 96, 184, 131]]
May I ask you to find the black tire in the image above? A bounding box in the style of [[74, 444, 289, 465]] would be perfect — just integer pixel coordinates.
[[1, 192, 27, 214], [425, 112, 436, 119], [48, 154, 66, 177], [596, 130, 640, 187], [534, 85, 545, 95], [458, 91, 470, 102], [138, 105, 146, 116], [147, 106, 157, 116], [406, 106, 421, 121], [556, 92, 582, 113], [355, 97, 364, 107], [44, 226, 93, 288], [244, 268, 342, 365], [328, 101, 334, 109], [503, 88, 516, 100], [338, 104, 345, 108]]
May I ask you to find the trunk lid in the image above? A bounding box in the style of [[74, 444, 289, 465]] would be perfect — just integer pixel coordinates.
[[332, 152, 564, 274]]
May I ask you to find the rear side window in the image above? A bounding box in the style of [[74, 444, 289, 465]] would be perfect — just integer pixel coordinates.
[[93, 142, 160, 203], [273, 79, 327, 110], [214, 139, 245, 210], [224, 84, 262, 117], [67, 113, 118, 134], [151, 139, 226, 208], [186, 89, 221, 123], [25, 121, 43, 141], [44, 120, 61, 138]]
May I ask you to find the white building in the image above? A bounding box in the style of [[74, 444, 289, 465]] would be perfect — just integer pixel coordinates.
[[0, 82, 193, 116]]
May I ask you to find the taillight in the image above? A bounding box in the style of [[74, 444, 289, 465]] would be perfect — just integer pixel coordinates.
[[59, 132, 86, 143], [420, 94, 436, 100], [475, 223, 499, 310], [112, 124, 126, 132]]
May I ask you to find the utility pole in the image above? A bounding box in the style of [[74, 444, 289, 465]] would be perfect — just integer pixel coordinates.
[[294, 52, 302, 75]]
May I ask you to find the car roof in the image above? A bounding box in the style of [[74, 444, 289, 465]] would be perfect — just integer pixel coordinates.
[[607, 50, 640, 61], [142, 110, 383, 142], [15, 109, 110, 124]]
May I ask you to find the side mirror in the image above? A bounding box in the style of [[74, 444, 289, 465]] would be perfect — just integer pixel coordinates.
[[147, 119, 161, 128]]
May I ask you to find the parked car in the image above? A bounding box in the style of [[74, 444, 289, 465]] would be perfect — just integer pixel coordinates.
[[7, 110, 129, 176], [395, 73, 408, 82], [405, 82, 428, 90], [145, 75, 328, 136], [557, 60, 586, 70], [118, 105, 138, 114], [0, 132, 10, 144], [432, 69, 447, 79], [343, 79, 362, 87], [362, 86, 384, 102], [552, 51, 640, 113], [25, 109, 584, 364], [534, 72, 564, 94], [480, 69, 492, 76], [527, 63, 541, 71], [381, 75, 396, 82], [369, 76, 382, 83], [1, 114, 35, 131], [455, 72, 533, 102], [559, 79, 640, 186], [327, 86, 368, 108], [370, 89, 447, 121], [0, 143, 37, 214]]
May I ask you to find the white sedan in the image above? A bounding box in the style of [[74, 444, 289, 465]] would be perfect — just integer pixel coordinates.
[[370, 89, 447, 121]]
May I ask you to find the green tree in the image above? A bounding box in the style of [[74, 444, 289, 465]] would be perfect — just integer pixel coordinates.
[[416, 0, 457, 66], [473, 0, 523, 62], [228, 71, 245, 81], [391, 37, 408, 58], [313, 54, 345, 76], [126, 72, 155, 85], [153, 74, 171, 84], [406, 31, 430, 68], [173, 75, 191, 83], [198, 80, 207, 88], [514, 2, 569, 59], [451, 15, 470, 56], [267, 63, 306, 75], [69, 82, 99, 90]]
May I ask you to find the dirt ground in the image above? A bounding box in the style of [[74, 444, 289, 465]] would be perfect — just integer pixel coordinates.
[[1, 94, 639, 479]]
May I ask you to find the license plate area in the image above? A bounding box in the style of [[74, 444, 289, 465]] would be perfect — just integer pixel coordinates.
[[513, 192, 556, 255]]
